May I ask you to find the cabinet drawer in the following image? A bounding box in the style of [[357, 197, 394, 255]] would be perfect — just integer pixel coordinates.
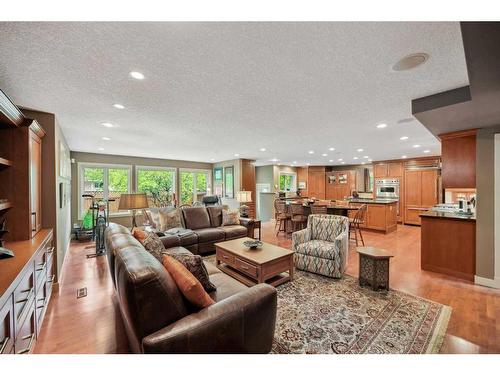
[[0, 297, 15, 355], [234, 258, 258, 278], [13, 264, 35, 328], [35, 280, 48, 330], [14, 302, 36, 354], [216, 249, 235, 266], [34, 249, 47, 287]]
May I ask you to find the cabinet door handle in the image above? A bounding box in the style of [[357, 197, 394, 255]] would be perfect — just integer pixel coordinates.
[[16, 287, 34, 305], [36, 262, 46, 272], [240, 265, 249, 270], [0, 337, 9, 354], [45, 247, 55, 255], [17, 334, 35, 354], [31, 212, 37, 232]]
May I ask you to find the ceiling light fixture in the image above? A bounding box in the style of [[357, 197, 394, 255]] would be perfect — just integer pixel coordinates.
[[293, 161, 297, 164], [376, 123, 387, 129], [329, 159, 333, 162], [341, 162, 346, 164], [392, 53, 430, 72], [400, 136, 409, 140], [363, 156, 369, 159], [402, 155, 407, 159], [210, 158, 215, 161], [102, 137, 111, 141], [357, 148, 364, 152], [308, 150, 315, 154], [328, 147, 335, 151], [113, 104, 125, 109], [413, 144, 421, 148], [234, 153, 240, 157], [338, 158, 343, 162], [259, 148, 266, 152], [423, 150, 430, 153], [353, 156, 359, 160], [322, 153, 328, 157], [130, 71, 145, 80], [368, 159, 373, 162], [101, 122, 114, 128], [98, 147, 104, 151]]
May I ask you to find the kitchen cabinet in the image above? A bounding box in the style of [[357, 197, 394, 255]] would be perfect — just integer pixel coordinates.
[[404, 169, 439, 225], [348, 202, 397, 233], [325, 170, 356, 200], [373, 162, 403, 178], [439, 129, 476, 189], [29, 129, 42, 236], [308, 167, 326, 199]]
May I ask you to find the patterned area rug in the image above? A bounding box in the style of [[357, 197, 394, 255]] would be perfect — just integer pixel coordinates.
[[205, 256, 451, 354]]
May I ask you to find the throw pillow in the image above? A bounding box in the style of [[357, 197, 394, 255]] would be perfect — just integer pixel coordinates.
[[141, 232, 167, 262], [222, 209, 240, 226], [132, 227, 148, 243], [159, 208, 182, 231], [163, 250, 216, 292], [162, 254, 215, 309]]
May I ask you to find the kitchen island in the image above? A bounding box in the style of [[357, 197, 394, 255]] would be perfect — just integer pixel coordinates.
[[420, 210, 476, 281], [347, 199, 398, 233]]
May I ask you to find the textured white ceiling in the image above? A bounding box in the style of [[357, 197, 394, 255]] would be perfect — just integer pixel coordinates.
[[0, 22, 468, 166]]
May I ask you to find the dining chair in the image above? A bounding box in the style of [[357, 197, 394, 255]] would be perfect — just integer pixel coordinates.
[[349, 204, 367, 246], [290, 203, 308, 232]]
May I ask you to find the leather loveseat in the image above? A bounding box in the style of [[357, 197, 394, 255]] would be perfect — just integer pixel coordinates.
[[105, 223, 277, 354], [158, 206, 255, 255]]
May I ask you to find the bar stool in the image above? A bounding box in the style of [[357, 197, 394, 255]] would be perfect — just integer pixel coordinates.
[[275, 200, 291, 236], [349, 204, 367, 246], [290, 203, 307, 232]]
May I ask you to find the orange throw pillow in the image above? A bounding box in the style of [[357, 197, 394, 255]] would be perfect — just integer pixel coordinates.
[[162, 254, 215, 309], [132, 228, 147, 243]]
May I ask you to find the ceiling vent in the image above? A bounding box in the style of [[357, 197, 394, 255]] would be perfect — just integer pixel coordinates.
[[392, 53, 429, 71]]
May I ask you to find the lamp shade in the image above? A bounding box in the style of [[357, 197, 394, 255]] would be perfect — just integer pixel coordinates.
[[118, 193, 149, 210], [236, 191, 252, 203]]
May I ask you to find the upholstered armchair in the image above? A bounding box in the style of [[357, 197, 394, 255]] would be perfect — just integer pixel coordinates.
[[292, 214, 350, 278]]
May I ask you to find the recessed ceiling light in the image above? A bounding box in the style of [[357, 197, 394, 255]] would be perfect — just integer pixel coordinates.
[[353, 156, 359, 160], [293, 161, 297, 164], [328, 147, 335, 151], [306, 163, 311, 166], [341, 162, 345, 164], [234, 153, 240, 157], [270, 158, 279, 162], [210, 158, 215, 161], [130, 71, 145, 80], [102, 137, 111, 141], [368, 159, 373, 162], [338, 158, 343, 162], [357, 148, 364, 152], [363, 156, 369, 159], [376, 123, 387, 129], [413, 144, 421, 148], [308, 150, 315, 154], [423, 150, 430, 153], [322, 153, 328, 157], [259, 148, 266, 152], [101, 122, 114, 128], [392, 53, 429, 72], [98, 147, 104, 151], [113, 104, 125, 109], [329, 159, 333, 162], [361, 162, 366, 165], [400, 136, 409, 140], [402, 155, 408, 159]]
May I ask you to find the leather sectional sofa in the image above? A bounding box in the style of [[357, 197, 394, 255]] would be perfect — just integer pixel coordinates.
[[158, 206, 255, 255], [104, 222, 277, 354]]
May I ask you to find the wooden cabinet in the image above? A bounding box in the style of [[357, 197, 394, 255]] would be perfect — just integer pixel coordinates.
[[404, 169, 439, 225], [348, 202, 397, 233], [439, 129, 476, 189], [29, 130, 42, 236], [307, 167, 326, 199], [0, 230, 54, 355], [325, 170, 356, 200], [239, 159, 256, 218], [366, 204, 388, 231], [373, 162, 403, 178]]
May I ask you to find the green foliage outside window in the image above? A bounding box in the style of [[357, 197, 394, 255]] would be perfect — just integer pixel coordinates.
[[84, 168, 104, 190], [279, 174, 294, 191], [137, 169, 174, 207], [181, 172, 194, 205]]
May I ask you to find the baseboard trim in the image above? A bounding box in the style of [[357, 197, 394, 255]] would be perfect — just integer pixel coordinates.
[[474, 275, 500, 289]]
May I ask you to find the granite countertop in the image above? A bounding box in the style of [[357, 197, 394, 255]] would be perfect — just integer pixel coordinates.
[[420, 210, 476, 221], [348, 198, 399, 205]]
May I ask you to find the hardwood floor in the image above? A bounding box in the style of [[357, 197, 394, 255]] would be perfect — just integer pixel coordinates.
[[34, 222, 500, 354]]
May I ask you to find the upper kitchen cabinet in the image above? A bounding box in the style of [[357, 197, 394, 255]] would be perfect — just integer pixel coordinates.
[[307, 166, 326, 199], [325, 170, 356, 200], [439, 129, 476, 189], [373, 161, 403, 178]]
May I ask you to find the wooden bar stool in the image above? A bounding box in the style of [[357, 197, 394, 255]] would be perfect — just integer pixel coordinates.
[[275, 200, 291, 236], [349, 204, 367, 246], [290, 203, 307, 232]]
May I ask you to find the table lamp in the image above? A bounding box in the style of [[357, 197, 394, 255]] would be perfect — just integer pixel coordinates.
[[118, 193, 149, 228], [236, 191, 252, 218]]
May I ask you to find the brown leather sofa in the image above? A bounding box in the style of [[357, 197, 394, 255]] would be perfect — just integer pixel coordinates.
[[105, 223, 277, 354], [159, 206, 255, 255]]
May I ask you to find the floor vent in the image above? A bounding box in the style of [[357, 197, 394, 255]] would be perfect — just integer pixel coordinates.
[[77, 287, 87, 299]]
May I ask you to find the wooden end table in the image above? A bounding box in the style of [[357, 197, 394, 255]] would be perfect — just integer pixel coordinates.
[[356, 247, 394, 291], [252, 219, 261, 240], [215, 237, 294, 287]]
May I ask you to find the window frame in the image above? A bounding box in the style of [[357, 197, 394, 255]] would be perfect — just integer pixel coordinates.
[[279, 172, 297, 192], [78, 162, 132, 218], [135, 165, 177, 208], [179, 168, 213, 205]]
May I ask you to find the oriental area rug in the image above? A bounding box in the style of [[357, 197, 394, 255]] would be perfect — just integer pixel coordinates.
[[206, 256, 451, 354]]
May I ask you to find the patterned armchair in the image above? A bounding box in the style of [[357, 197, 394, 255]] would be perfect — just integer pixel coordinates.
[[292, 214, 350, 278]]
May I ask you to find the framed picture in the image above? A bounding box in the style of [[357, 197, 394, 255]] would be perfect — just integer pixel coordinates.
[[214, 167, 223, 183], [298, 181, 307, 189], [224, 166, 234, 198]]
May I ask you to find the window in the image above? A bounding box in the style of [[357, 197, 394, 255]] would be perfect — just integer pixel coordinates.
[[279, 172, 297, 192], [79, 163, 131, 217], [136, 167, 176, 207], [180, 169, 212, 205]]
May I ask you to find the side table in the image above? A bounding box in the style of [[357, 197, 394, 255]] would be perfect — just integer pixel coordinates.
[[253, 219, 261, 240], [356, 247, 394, 291]]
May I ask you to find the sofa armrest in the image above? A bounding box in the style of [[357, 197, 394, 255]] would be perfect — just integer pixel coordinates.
[[142, 284, 277, 353], [160, 234, 181, 250], [292, 229, 311, 251]]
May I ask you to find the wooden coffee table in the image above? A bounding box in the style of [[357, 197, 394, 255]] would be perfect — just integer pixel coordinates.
[[215, 237, 294, 287]]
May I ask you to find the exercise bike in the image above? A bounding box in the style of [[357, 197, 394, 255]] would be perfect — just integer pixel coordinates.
[[82, 194, 115, 258]]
